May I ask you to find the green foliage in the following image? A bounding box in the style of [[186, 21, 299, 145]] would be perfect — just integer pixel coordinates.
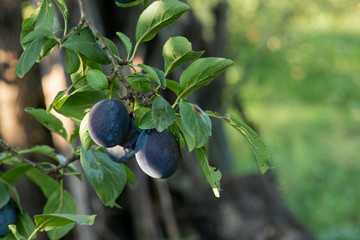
[[3, 0, 271, 238]]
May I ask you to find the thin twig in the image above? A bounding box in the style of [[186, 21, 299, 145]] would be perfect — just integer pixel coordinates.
[[0, 138, 79, 178], [77, 0, 154, 106], [0, 138, 43, 169]]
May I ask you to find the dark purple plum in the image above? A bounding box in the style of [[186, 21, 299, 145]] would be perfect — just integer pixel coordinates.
[[116, 0, 136, 3], [0, 201, 17, 237], [88, 99, 129, 147], [105, 145, 135, 163], [135, 129, 180, 179], [119, 116, 141, 149]]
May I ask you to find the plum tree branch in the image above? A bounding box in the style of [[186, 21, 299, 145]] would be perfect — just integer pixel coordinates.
[[76, 0, 153, 106], [0, 138, 79, 178]]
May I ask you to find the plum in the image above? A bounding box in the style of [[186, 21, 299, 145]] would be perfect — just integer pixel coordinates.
[[0, 201, 17, 237], [116, 0, 138, 3], [135, 129, 180, 179], [88, 99, 129, 147], [106, 145, 135, 163], [119, 116, 141, 149], [106, 117, 140, 163]]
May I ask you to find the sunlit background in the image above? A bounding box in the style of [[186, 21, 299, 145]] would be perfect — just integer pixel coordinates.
[[190, 0, 360, 239]]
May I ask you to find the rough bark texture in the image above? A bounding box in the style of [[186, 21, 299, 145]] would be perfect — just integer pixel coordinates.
[[0, 0, 315, 239]]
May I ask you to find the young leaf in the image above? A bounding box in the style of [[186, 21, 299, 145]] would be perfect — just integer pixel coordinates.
[[26, 169, 59, 198], [207, 111, 271, 174], [179, 57, 234, 98], [138, 64, 166, 88], [79, 113, 94, 152], [25, 107, 67, 140], [86, 70, 109, 90], [195, 146, 222, 198], [34, 213, 96, 232], [152, 95, 176, 132], [52, 0, 69, 35], [115, 0, 142, 7], [15, 37, 43, 78], [0, 180, 10, 209], [80, 148, 127, 207], [116, 32, 132, 59], [163, 36, 204, 75], [179, 102, 211, 148], [43, 187, 77, 240], [62, 27, 110, 65], [65, 49, 80, 75], [135, 0, 190, 43], [34, 0, 55, 31], [55, 90, 106, 121], [20, 5, 41, 44]]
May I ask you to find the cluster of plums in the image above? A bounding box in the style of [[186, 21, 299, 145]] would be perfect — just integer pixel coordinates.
[[88, 99, 180, 178], [0, 200, 16, 237]]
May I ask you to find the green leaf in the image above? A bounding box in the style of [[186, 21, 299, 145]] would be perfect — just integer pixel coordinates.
[[115, 0, 142, 7], [53, 0, 69, 35], [143, 0, 150, 6], [20, 5, 41, 46], [38, 38, 58, 61], [80, 149, 127, 207], [138, 64, 166, 88], [116, 32, 132, 59], [0, 180, 10, 209], [179, 57, 233, 98], [195, 146, 222, 198], [64, 49, 80, 75], [1, 164, 32, 184], [174, 118, 195, 152], [165, 79, 180, 95], [55, 90, 106, 121], [179, 102, 211, 148], [43, 187, 77, 240], [207, 112, 270, 174], [21, 29, 57, 47], [62, 27, 110, 65], [79, 113, 94, 152], [134, 108, 156, 130], [152, 95, 176, 132], [8, 225, 27, 240], [135, 0, 190, 43], [30, 145, 55, 155], [127, 73, 152, 85], [26, 169, 59, 198], [104, 37, 120, 57], [34, 213, 95, 232], [12, 211, 36, 239], [25, 107, 67, 140], [163, 36, 204, 75], [16, 37, 43, 78], [124, 165, 135, 184], [86, 70, 109, 90], [35, 0, 55, 31]]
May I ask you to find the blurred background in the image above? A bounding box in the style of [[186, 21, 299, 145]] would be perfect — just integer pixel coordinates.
[[1, 0, 360, 239]]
